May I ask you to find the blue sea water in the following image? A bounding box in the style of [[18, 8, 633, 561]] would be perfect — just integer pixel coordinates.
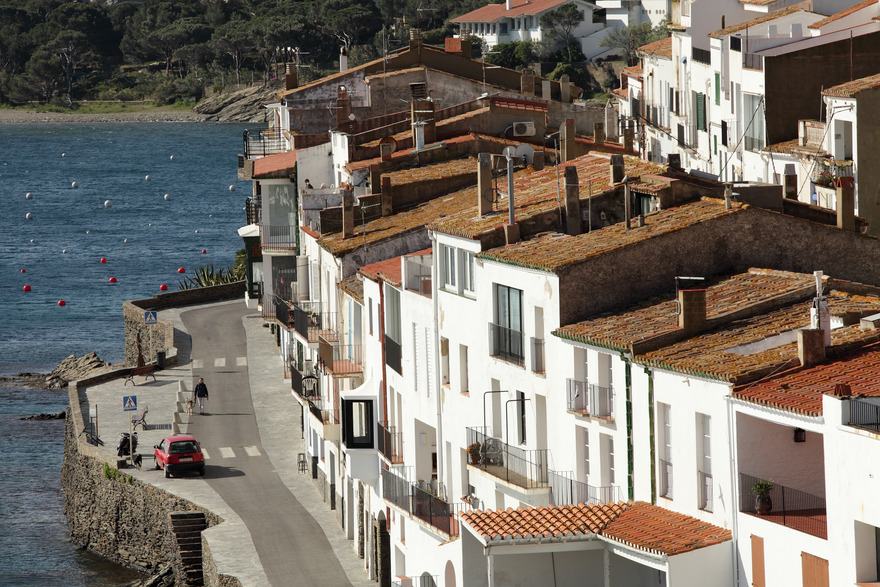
[[0, 122, 250, 585]]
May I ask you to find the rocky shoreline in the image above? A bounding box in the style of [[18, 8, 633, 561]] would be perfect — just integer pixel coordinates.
[[0, 109, 209, 124], [1, 351, 116, 390]]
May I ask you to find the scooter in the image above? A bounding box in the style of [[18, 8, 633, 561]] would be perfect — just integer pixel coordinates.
[[116, 432, 138, 457]]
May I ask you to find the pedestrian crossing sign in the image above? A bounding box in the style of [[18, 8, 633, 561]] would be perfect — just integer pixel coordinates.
[[144, 311, 158, 325], [123, 395, 137, 411]]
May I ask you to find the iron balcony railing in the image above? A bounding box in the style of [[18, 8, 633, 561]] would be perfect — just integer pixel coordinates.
[[245, 196, 261, 225], [404, 258, 432, 296], [530, 337, 545, 374], [275, 299, 293, 329], [488, 322, 524, 365], [743, 53, 764, 71], [378, 421, 404, 464], [660, 459, 673, 498], [739, 473, 827, 539], [307, 397, 339, 425], [567, 378, 589, 414], [549, 470, 620, 506], [381, 468, 469, 536], [589, 383, 614, 420], [386, 336, 402, 374], [261, 223, 298, 251], [291, 364, 319, 401], [848, 397, 880, 432], [243, 128, 287, 158], [699, 470, 713, 512], [318, 338, 362, 376], [466, 426, 549, 489], [566, 379, 614, 419], [293, 302, 338, 343]]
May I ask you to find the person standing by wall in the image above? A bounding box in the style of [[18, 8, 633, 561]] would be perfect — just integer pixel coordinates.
[[193, 377, 209, 415]]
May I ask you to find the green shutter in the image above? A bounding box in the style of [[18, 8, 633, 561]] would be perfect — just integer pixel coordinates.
[[696, 92, 706, 131], [715, 73, 721, 105]]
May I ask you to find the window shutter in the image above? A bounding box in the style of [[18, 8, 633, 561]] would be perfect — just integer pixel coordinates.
[[721, 120, 728, 146], [696, 93, 706, 131], [715, 73, 721, 105]]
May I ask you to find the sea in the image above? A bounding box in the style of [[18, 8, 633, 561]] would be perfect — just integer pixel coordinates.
[[0, 121, 251, 586]]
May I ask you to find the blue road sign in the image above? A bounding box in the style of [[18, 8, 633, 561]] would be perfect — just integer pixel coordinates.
[[144, 311, 158, 325], [123, 395, 137, 411]]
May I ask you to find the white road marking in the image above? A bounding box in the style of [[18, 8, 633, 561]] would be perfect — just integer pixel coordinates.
[[201, 449, 211, 460], [214, 357, 226, 367], [192, 359, 203, 369], [236, 356, 248, 366], [218, 446, 235, 459], [244, 446, 261, 457]]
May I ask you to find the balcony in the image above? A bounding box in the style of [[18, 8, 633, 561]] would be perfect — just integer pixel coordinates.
[[386, 336, 402, 374], [567, 378, 589, 415], [848, 397, 880, 433], [378, 421, 404, 464], [307, 397, 340, 442], [743, 53, 764, 71], [243, 128, 286, 159], [275, 299, 294, 330], [381, 468, 470, 537], [566, 379, 614, 420], [530, 337, 545, 374], [318, 337, 362, 376], [489, 323, 524, 366], [404, 257, 432, 297], [245, 196, 261, 225], [293, 301, 338, 344], [739, 473, 826, 539], [699, 470, 713, 512], [549, 470, 621, 506], [744, 135, 764, 153], [291, 365, 320, 402], [466, 426, 549, 489], [261, 223, 298, 251]]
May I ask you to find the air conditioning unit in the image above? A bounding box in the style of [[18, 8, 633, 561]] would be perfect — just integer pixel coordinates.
[[512, 121, 536, 137]]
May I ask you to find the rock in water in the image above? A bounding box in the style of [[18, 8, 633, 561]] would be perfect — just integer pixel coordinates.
[[21, 411, 66, 421], [123, 563, 174, 587], [46, 351, 110, 389], [193, 85, 278, 123]]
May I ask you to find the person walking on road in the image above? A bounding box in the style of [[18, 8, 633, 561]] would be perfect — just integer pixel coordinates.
[[193, 377, 209, 415]]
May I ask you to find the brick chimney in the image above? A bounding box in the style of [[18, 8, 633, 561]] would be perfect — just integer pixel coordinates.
[[477, 153, 493, 216], [798, 328, 826, 367], [678, 288, 707, 334], [594, 122, 605, 145], [381, 176, 393, 217], [336, 85, 351, 129], [342, 194, 354, 238], [564, 166, 580, 236], [609, 154, 625, 184], [835, 176, 856, 232], [285, 64, 298, 91], [412, 97, 436, 146], [339, 46, 348, 72], [444, 37, 471, 59], [521, 68, 536, 97], [561, 118, 575, 162]]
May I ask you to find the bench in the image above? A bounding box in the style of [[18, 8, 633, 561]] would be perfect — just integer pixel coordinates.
[[130, 405, 149, 431], [124, 363, 157, 386]]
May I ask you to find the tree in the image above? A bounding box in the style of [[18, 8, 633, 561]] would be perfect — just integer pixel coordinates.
[[147, 17, 211, 76], [213, 19, 253, 85], [320, 0, 381, 55], [599, 21, 668, 65], [540, 3, 583, 63], [52, 30, 91, 105]]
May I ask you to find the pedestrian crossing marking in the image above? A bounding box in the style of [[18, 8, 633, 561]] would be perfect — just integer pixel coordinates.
[[236, 356, 248, 366], [214, 357, 226, 367], [201, 449, 211, 460], [192, 359, 203, 369], [244, 446, 261, 457], [218, 447, 235, 458]]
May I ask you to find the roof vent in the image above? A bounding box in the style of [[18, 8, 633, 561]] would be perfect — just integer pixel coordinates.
[[410, 82, 427, 100]]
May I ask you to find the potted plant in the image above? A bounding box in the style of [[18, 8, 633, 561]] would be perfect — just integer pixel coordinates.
[[751, 479, 773, 515], [467, 442, 481, 465]]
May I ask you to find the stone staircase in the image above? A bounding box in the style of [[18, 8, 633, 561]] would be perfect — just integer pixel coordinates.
[[169, 511, 206, 586]]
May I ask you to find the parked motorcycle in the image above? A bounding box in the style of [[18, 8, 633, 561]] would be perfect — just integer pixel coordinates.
[[116, 432, 138, 457]]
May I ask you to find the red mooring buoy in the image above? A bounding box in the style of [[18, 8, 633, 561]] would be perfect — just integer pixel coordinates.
[[109, 277, 117, 283], [159, 284, 168, 291], [23, 285, 31, 292], [201, 250, 207, 254], [100, 258, 107, 263], [177, 267, 185, 273], [57, 300, 66, 306], [20, 269, 26, 273]]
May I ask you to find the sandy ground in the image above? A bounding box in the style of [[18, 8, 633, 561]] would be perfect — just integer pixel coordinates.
[[0, 107, 209, 123]]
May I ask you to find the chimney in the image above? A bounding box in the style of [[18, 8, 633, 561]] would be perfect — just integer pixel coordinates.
[[834, 382, 852, 397], [678, 288, 707, 333], [724, 184, 732, 210], [369, 164, 382, 193], [504, 151, 519, 244], [609, 154, 625, 184], [564, 166, 581, 235], [561, 118, 575, 162], [798, 328, 826, 367], [477, 153, 493, 216], [379, 141, 393, 161], [521, 68, 536, 96], [409, 28, 421, 49], [412, 97, 436, 146], [593, 122, 605, 145], [444, 37, 471, 58], [336, 85, 351, 129], [784, 164, 797, 199], [835, 176, 856, 232], [560, 74, 570, 103], [504, 223, 520, 245], [605, 101, 618, 141], [381, 176, 393, 217], [285, 64, 298, 90], [623, 128, 634, 152], [342, 193, 354, 238], [624, 180, 632, 230], [506, 0, 513, 10], [667, 153, 682, 170], [810, 270, 831, 347], [532, 151, 545, 171], [339, 46, 348, 72]]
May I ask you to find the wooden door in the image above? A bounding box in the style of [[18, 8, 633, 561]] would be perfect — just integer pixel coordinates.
[[751, 535, 765, 587], [802, 552, 829, 587]]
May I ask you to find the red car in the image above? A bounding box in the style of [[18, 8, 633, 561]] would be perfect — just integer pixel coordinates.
[[154, 434, 206, 478]]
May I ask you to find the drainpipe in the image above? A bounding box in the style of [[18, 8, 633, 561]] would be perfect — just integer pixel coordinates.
[[379, 280, 389, 429], [624, 357, 633, 500], [430, 232, 444, 498], [603, 549, 611, 587], [647, 368, 656, 505], [486, 547, 496, 587], [727, 391, 741, 587]]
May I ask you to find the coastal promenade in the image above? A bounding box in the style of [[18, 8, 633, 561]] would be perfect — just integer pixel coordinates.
[[75, 300, 372, 586]]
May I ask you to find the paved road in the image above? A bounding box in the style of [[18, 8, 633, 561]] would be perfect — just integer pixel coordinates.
[[181, 303, 353, 587]]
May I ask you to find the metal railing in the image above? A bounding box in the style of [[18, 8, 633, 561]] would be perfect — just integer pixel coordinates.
[[739, 473, 826, 539], [489, 322, 524, 365], [381, 468, 469, 536], [245, 197, 261, 225], [466, 427, 549, 489], [699, 470, 713, 512], [293, 303, 337, 343], [849, 398, 880, 432], [275, 299, 293, 329], [307, 398, 339, 425], [318, 339, 362, 375], [589, 384, 614, 419], [549, 470, 621, 506], [530, 337, 545, 374], [692, 47, 711, 65], [660, 459, 673, 498], [567, 378, 589, 414], [744, 135, 764, 153], [404, 259, 432, 296], [743, 53, 764, 71], [261, 223, 298, 250], [386, 336, 402, 374], [378, 422, 404, 464], [243, 128, 287, 158]]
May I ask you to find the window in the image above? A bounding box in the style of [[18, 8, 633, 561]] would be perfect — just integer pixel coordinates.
[[342, 399, 374, 449], [442, 244, 456, 289], [658, 402, 672, 498], [715, 73, 721, 105], [743, 93, 765, 151], [517, 391, 527, 444], [697, 413, 712, 511], [459, 344, 469, 393], [491, 284, 524, 364], [695, 92, 707, 131], [368, 298, 373, 335], [385, 285, 402, 374], [601, 433, 615, 486], [460, 250, 475, 294]]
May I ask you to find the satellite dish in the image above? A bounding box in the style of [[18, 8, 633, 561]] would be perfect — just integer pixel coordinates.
[[515, 144, 535, 165], [379, 136, 398, 154], [502, 146, 517, 160]]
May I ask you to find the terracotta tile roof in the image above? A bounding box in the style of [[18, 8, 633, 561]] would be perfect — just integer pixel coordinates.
[[477, 198, 742, 273], [809, 0, 876, 29], [460, 501, 732, 555], [740, 0, 776, 5], [346, 133, 483, 172], [406, 247, 433, 256], [763, 138, 801, 154], [639, 36, 673, 59], [623, 65, 643, 77], [428, 153, 667, 241], [380, 157, 479, 185], [461, 501, 630, 543], [734, 340, 880, 416], [359, 255, 403, 287], [613, 87, 629, 98], [554, 269, 818, 353], [709, 6, 811, 38], [638, 291, 880, 384], [602, 502, 732, 556], [823, 72, 880, 98], [253, 150, 297, 178], [453, 0, 571, 23], [338, 274, 364, 304]]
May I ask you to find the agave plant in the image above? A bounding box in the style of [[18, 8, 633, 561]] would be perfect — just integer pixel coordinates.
[[177, 256, 245, 290]]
